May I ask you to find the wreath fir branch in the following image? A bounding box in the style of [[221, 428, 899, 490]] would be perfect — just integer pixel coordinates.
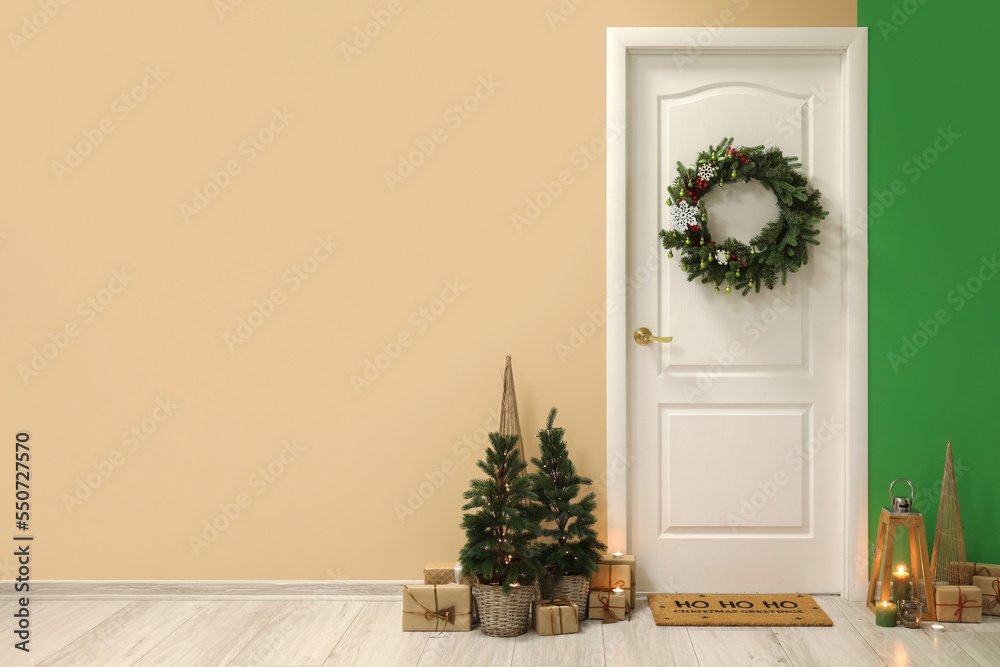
[[659, 137, 828, 295]]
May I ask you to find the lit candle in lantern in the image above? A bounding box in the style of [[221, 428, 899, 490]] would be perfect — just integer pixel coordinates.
[[875, 600, 897, 627], [611, 551, 625, 559], [612, 586, 624, 595], [892, 565, 911, 605]]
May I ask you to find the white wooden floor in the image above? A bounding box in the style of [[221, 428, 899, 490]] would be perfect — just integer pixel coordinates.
[[2, 595, 999, 666]]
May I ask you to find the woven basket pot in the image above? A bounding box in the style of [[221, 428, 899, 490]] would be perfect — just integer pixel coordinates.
[[550, 574, 590, 621], [473, 584, 535, 637]]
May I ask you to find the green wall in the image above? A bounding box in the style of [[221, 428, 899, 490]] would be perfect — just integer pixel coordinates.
[[860, 0, 1000, 565]]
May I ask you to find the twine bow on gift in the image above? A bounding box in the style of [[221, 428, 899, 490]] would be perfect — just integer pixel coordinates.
[[976, 565, 992, 577], [404, 586, 463, 632], [598, 592, 628, 624], [989, 580, 1000, 611], [938, 586, 982, 622]]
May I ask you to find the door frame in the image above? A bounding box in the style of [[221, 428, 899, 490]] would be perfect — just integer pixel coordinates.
[[606, 27, 869, 599]]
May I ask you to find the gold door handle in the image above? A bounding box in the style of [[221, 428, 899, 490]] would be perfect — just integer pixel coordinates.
[[633, 327, 672, 345]]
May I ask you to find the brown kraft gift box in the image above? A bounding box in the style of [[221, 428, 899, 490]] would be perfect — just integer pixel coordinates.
[[934, 585, 982, 623], [422, 562, 478, 623], [946, 561, 1000, 584], [973, 575, 1000, 616], [401, 584, 472, 632], [534, 599, 579, 635], [594, 555, 637, 608], [423, 562, 475, 586], [587, 591, 630, 622], [590, 564, 632, 607]]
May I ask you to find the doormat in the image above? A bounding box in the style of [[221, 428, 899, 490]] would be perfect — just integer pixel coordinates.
[[647, 594, 833, 627]]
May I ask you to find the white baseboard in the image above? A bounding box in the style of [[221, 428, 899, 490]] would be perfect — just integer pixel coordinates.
[[1, 580, 653, 602], [1, 580, 420, 600]]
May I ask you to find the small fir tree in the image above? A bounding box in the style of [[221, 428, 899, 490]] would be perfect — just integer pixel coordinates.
[[459, 432, 544, 593], [528, 408, 606, 584]]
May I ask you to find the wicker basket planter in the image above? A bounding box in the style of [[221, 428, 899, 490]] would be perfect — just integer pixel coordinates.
[[541, 574, 590, 621], [473, 584, 535, 637]]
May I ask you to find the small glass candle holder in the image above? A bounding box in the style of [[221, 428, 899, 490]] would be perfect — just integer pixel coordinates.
[[898, 598, 922, 628]]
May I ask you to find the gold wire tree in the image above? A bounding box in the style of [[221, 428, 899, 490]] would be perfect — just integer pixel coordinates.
[[929, 441, 969, 585]]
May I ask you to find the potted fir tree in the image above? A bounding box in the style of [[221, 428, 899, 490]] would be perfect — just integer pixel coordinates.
[[528, 408, 606, 620], [459, 432, 544, 637]]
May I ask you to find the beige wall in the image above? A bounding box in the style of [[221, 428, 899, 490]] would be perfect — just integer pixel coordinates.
[[1, 0, 855, 580]]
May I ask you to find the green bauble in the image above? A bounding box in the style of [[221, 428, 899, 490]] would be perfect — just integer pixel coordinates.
[[668, 251, 673, 258], [725, 286, 731, 293], [699, 261, 706, 269], [736, 270, 740, 277], [681, 266, 687, 272], [714, 287, 720, 293], [685, 238, 691, 245]]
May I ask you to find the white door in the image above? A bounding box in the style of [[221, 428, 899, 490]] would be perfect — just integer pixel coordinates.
[[610, 30, 867, 595]]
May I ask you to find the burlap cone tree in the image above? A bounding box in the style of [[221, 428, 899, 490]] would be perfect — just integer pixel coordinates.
[[929, 441, 968, 585], [499, 356, 525, 471]]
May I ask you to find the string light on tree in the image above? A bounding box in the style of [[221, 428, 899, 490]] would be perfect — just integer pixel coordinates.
[[526, 408, 606, 584], [459, 432, 543, 593]]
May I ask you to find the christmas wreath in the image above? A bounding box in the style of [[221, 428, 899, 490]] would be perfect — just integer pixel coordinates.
[[659, 138, 827, 295]]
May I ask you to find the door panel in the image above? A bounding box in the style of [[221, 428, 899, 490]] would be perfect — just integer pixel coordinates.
[[661, 406, 808, 532], [628, 50, 846, 593]]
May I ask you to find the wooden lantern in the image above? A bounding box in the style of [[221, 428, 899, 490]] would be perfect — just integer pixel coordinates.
[[867, 507, 936, 622]]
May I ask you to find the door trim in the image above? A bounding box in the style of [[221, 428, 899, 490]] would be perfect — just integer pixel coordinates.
[[606, 27, 868, 599]]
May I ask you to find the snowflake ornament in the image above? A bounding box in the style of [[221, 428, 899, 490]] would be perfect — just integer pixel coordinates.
[[715, 250, 729, 265], [670, 200, 699, 231], [697, 163, 716, 181]]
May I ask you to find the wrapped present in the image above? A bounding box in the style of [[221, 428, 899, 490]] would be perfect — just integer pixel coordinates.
[[973, 563, 1000, 578], [946, 561, 1000, 584], [590, 564, 631, 594], [422, 562, 478, 623], [946, 561, 973, 584], [587, 590, 629, 622], [534, 599, 579, 636], [595, 555, 636, 608], [934, 585, 982, 623], [973, 576, 1000, 616], [401, 584, 472, 632], [423, 562, 475, 586]]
